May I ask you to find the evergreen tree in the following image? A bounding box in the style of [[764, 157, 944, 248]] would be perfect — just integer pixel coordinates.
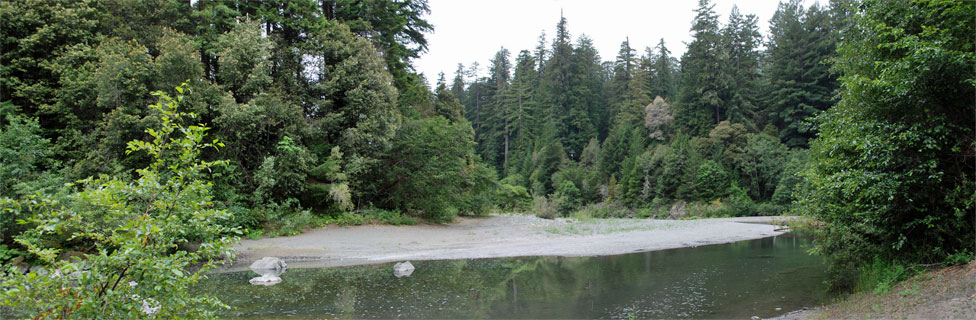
[[570, 35, 606, 149], [676, 0, 725, 136], [608, 37, 638, 126], [479, 47, 513, 169], [541, 14, 587, 159], [451, 63, 466, 103], [305, 22, 401, 200], [767, 0, 838, 147], [503, 50, 540, 175], [322, 0, 433, 96], [648, 39, 679, 101], [721, 6, 762, 127]]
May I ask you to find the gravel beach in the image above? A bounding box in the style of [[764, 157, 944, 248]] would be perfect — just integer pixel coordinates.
[[226, 215, 795, 271]]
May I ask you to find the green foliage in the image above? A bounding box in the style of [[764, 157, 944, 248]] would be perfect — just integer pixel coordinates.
[[0, 84, 237, 318], [943, 249, 974, 266], [766, 0, 839, 148], [0, 115, 56, 196], [675, 0, 725, 136], [771, 149, 807, 205], [857, 258, 916, 295], [0, 244, 24, 263], [735, 133, 790, 200], [554, 180, 582, 215], [532, 196, 561, 220], [496, 176, 532, 212], [529, 142, 566, 196], [363, 208, 418, 226], [797, 0, 975, 289], [575, 202, 632, 219], [252, 136, 315, 204], [380, 117, 478, 222], [695, 160, 729, 200], [214, 20, 272, 103]]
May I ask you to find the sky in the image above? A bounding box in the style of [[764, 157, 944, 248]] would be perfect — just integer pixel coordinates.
[[414, 0, 816, 84]]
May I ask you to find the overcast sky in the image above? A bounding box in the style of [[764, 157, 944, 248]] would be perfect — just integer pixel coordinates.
[[414, 0, 816, 84]]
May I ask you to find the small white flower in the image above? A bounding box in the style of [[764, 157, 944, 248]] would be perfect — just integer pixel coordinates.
[[128, 281, 138, 287]]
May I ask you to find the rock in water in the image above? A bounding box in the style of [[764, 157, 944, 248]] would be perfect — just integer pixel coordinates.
[[393, 261, 415, 278], [250, 257, 287, 272], [249, 273, 282, 286]]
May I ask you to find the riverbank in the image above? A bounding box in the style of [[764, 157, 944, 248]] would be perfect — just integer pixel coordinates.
[[226, 214, 795, 271], [772, 260, 976, 320]]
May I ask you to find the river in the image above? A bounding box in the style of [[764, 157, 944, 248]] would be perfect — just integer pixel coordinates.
[[198, 232, 831, 319]]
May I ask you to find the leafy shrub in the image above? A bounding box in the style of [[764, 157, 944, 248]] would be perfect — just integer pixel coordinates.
[[575, 202, 632, 219], [0, 244, 24, 263], [944, 249, 974, 266], [456, 163, 498, 217], [857, 258, 916, 295], [725, 184, 755, 216], [381, 117, 480, 223], [365, 208, 417, 226], [496, 183, 532, 211], [532, 196, 561, 220], [695, 160, 729, 200], [554, 180, 582, 215], [273, 210, 322, 237], [0, 115, 55, 196], [0, 85, 237, 318], [754, 202, 785, 216], [797, 0, 975, 290]]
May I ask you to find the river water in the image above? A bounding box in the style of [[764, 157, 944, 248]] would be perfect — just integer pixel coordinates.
[[198, 232, 831, 319]]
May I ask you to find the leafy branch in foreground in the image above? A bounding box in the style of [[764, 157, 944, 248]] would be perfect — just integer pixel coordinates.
[[1, 83, 238, 319]]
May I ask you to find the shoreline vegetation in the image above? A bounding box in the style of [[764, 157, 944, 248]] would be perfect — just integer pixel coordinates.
[[773, 261, 976, 320]]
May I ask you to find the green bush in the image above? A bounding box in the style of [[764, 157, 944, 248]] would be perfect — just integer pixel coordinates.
[[797, 0, 975, 288], [364, 208, 417, 226], [695, 160, 729, 200], [575, 202, 632, 219], [496, 183, 532, 211], [554, 180, 582, 215], [857, 258, 916, 295], [0, 85, 237, 318], [532, 196, 561, 220], [380, 116, 481, 223]]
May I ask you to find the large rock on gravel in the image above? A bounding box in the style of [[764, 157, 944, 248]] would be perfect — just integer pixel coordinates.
[[393, 261, 415, 278], [250, 257, 287, 272]]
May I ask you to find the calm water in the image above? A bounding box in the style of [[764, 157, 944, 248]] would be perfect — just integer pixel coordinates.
[[198, 232, 831, 319]]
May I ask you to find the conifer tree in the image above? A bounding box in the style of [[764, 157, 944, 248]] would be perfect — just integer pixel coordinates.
[[649, 39, 679, 101], [676, 0, 725, 136], [767, 0, 838, 147], [721, 6, 762, 127]]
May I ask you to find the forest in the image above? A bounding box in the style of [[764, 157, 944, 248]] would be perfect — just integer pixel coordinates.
[[0, 0, 973, 317]]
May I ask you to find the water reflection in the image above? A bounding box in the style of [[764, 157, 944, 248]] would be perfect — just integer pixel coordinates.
[[198, 232, 830, 319]]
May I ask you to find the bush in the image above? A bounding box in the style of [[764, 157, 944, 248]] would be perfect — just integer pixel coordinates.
[[695, 160, 730, 200], [575, 202, 632, 219], [554, 180, 582, 215], [797, 0, 975, 289], [496, 183, 532, 211], [381, 116, 481, 223], [364, 208, 417, 226], [532, 196, 561, 220], [0, 85, 237, 318], [857, 258, 916, 294]]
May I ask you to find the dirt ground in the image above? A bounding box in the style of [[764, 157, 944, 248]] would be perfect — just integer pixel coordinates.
[[226, 214, 794, 271], [773, 260, 976, 320]]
